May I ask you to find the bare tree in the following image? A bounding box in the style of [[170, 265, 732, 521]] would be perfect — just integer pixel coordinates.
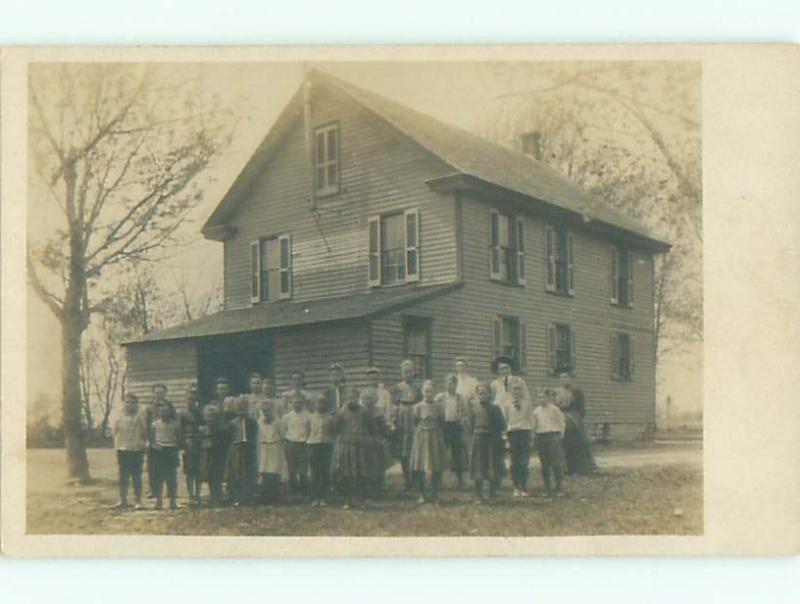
[[27, 64, 234, 481]]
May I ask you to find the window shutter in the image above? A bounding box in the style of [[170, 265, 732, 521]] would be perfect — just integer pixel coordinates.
[[404, 208, 420, 282], [516, 217, 526, 285], [610, 246, 619, 305], [489, 210, 501, 280], [569, 326, 577, 375], [368, 215, 381, 287], [492, 317, 502, 363], [545, 226, 556, 292], [518, 320, 527, 373], [547, 323, 557, 375], [629, 335, 636, 378], [567, 232, 575, 295], [626, 250, 635, 308], [278, 234, 292, 299], [249, 240, 260, 304], [610, 333, 619, 379]]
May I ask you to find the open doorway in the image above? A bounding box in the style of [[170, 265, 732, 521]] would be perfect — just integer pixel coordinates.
[[198, 331, 273, 401]]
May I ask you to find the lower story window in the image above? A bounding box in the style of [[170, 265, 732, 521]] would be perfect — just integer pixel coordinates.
[[403, 317, 431, 380], [492, 316, 527, 372], [547, 322, 576, 375], [611, 332, 634, 380]]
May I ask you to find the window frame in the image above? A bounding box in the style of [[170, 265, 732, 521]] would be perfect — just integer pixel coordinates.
[[402, 316, 432, 380], [250, 234, 292, 304], [545, 224, 574, 296], [547, 322, 576, 376], [611, 331, 635, 381], [611, 245, 635, 309], [368, 208, 420, 288], [492, 315, 527, 374], [314, 122, 340, 198], [489, 210, 525, 286]]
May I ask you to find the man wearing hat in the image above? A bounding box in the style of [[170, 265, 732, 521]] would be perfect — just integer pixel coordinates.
[[490, 355, 532, 407], [322, 363, 347, 413]]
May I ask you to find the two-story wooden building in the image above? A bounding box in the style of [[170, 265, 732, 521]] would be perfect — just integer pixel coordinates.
[[124, 69, 669, 438]]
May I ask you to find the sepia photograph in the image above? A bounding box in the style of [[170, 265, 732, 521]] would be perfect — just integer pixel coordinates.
[[18, 56, 704, 539]]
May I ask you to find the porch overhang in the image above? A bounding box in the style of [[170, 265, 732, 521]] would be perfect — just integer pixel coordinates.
[[122, 281, 463, 346]]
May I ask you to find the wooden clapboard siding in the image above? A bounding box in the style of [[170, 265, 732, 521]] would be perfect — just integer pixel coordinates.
[[272, 319, 370, 393], [457, 193, 656, 426], [223, 85, 458, 310], [125, 340, 198, 409], [369, 286, 470, 387]]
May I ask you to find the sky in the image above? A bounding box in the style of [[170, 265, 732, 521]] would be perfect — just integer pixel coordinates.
[[27, 61, 702, 423]]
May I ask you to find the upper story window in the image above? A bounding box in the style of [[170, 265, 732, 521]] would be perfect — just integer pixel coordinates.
[[547, 322, 576, 376], [545, 225, 574, 296], [314, 123, 339, 196], [250, 234, 292, 303], [610, 332, 635, 381], [368, 209, 420, 287], [611, 246, 634, 308], [489, 210, 525, 285], [492, 315, 527, 373]]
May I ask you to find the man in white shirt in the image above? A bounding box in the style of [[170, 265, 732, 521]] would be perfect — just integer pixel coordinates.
[[454, 357, 479, 406]]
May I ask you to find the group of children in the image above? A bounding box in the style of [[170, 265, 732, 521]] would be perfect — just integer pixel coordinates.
[[111, 360, 570, 511]]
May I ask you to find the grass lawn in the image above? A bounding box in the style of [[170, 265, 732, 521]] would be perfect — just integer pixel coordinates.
[[26, 445, 702, 537]]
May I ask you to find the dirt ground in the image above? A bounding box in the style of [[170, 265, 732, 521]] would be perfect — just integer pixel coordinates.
[[26, 443, 702, 536]]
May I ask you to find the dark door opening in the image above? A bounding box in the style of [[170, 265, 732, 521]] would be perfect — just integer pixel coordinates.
[[198, 331, 273, 402]]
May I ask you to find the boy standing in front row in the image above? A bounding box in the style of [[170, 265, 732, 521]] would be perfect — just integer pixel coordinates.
[[469, 382, 507, 503], [503, 378, 534, 497], [532, 389, 567, 497], [112, 393, 148, 510], [179, 384, 203, 507], [149, 403, 181, 510], [307, 394, 335, 507]]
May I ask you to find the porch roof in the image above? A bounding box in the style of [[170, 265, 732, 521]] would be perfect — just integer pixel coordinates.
[[123, 282, 462, 345]]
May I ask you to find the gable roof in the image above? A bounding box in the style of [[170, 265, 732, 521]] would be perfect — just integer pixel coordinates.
[[203, 69, 668, 250], [124, 282, 461, 345]]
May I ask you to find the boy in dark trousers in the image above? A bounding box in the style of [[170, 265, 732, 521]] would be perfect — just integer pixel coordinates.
[[179, 384, 204, 507], [533, 389, 567, 496], [226, 396, 258, 507], [198, 404, 228, 507], [307, 394, 336, 507], [468, 382, 507, 503], [111, 393, 148, 510], [149, 403, 181, 510]]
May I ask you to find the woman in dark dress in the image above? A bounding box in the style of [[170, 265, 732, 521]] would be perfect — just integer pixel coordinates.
[[555, 373, 597, 475]]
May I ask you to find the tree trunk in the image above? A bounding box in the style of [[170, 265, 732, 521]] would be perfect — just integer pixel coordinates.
[[62, 310, 91, 482]]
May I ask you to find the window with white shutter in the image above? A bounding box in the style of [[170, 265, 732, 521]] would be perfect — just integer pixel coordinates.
[[489, 209, 523, 285], [611, 246, 634, 308], [545, 224, 572, 296], [368, 209, 421, 287], [611, 332, 633, 381], [253, 234, 292, 303], [548, 322, 575, 375]]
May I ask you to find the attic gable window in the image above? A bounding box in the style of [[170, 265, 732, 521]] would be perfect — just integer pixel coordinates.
[[314, 123, 339, 196]]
